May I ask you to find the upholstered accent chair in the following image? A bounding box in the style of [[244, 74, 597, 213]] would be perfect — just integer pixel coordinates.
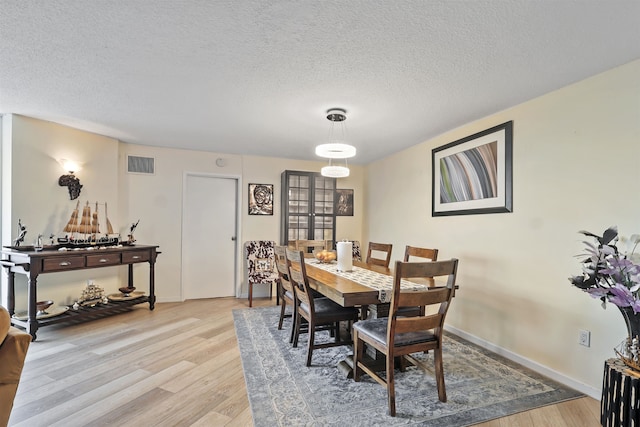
[[244, 240, 279, 307], [0, 305, 31, 426]]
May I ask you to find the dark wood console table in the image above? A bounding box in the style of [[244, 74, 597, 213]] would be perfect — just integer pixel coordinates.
[[1, 244, 159, 341]]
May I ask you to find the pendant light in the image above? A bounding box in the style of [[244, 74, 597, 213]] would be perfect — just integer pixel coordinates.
[[316, 108, 356, 178]]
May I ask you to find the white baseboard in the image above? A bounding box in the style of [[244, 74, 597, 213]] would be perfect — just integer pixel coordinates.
[[445, 325, 601, 400]]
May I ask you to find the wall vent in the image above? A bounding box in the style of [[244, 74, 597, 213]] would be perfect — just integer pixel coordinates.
[[127, 155, 155, 174]]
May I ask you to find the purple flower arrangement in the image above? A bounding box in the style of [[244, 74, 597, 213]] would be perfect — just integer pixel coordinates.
[[570, 227, 640, 313]]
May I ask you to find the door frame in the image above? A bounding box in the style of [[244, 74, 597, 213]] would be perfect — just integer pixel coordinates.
[[180, 171, 243, 300]]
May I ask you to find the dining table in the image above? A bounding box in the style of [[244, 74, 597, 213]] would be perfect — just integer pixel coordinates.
[[301, 258, 443, 376]]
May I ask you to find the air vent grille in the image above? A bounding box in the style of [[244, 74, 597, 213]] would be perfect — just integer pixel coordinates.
[[127, 156, 155, 174]]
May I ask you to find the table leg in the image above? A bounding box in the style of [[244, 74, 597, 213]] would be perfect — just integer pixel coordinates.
[[148, 259, 156, 310], [7, 271, 16, 317], [27, 274, 38, 341]]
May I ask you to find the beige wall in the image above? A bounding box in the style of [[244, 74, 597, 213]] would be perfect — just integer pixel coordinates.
[[365, 59, 640, 396], [1, 118, 365, 308]]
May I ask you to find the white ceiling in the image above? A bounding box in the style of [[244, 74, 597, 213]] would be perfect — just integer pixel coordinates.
[[1, 1, 639, 165]]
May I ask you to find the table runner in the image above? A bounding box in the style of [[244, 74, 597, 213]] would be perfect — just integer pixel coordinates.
[[304, 259, 429, 303]]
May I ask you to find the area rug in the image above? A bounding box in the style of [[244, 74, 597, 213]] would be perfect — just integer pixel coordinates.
[[233, 306, 583, 426]]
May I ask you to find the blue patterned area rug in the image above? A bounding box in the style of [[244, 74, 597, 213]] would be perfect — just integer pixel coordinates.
[[233, 306, 583, 426]]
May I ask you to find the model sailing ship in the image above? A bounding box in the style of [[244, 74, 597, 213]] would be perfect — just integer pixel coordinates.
[[57, 200, 121, 248]]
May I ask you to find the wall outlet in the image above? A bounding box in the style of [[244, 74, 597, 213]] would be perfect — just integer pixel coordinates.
[[579, 329, 591, 347]]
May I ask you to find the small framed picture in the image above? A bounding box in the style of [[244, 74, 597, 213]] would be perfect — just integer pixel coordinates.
[[249, 183, 274, 215], [335, 189, 354, 216]]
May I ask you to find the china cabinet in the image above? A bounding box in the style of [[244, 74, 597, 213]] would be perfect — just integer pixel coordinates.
[[280, 170, 336, 248]]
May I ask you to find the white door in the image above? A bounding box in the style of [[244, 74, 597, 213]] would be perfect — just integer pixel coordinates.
[[182, 174, 237, 299]]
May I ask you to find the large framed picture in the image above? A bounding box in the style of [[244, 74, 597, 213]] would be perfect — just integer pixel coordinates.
[[248, 183, 274, 215], [432, 121, 513, 216], [335, 189, 354, 216]]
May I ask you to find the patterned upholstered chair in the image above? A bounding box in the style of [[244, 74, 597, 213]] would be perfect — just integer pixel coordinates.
[[244, 241, 279, 307], [351, 240, 362, 261]]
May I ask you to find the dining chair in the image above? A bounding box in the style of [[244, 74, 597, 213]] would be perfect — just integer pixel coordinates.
[[365, 242, 393, 267], [351, 240, 362, 261], [404, 245, 439, 263], [244, 240, 279, 307], [286, 248, 360, 366], [291, 239, 331, 257], [353, 258, 459, 417], [400, 245, 440, 316], [275, 245, 297, 343]]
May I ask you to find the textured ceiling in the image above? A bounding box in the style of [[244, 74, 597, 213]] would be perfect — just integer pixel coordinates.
[[1, 1, 639, 164]]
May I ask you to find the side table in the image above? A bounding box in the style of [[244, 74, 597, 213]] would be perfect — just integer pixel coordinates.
[[602, 358, 640, 426]]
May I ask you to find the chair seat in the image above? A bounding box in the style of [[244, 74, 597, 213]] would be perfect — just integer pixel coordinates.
[[300, 297, 359, 322], [353, 318, 436, 347], [283, 289, 294, 301]]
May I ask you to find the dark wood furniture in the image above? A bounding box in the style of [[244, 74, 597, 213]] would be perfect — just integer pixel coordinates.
[[365, 242, 393, 267], [353, 259, 459, 416], [601, 358, 640, 426], [286, 248, 360, 366], [1, 245, 159, 341], [280, 170, 336, 248]]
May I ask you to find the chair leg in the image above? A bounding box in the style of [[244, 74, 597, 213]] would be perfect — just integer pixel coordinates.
[[387, 351, 396, 417], [293, 312, 301, 348], [434, 347, 447, 402], [353, 330, 362, 381], [248, 283, 253, 307], [306, 322, 315, 367], [278, 298, 287, 330], [289, 304, 297, 344]]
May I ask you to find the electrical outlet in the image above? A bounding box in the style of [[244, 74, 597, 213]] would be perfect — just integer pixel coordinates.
[[579, 329, 591, 347]]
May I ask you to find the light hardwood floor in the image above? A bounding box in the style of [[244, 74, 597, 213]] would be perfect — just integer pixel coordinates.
[[10, 297, 601, 426]]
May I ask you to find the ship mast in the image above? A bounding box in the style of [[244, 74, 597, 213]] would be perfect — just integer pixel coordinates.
[[63, 200, 80, 234]]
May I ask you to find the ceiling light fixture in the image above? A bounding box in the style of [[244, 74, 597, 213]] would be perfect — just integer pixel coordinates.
[[316, 108, 356, 178]]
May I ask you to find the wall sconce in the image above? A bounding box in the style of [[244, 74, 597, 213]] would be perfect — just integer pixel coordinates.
[[58, 159, 83, 200]]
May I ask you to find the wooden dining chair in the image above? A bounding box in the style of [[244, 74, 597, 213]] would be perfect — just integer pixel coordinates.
[[286, 248, 360, 366], [275, 245, 297, 343], [353, 258, 459, 417], [365, 242, 393, 267], [291, 239, 331, 257], [404, 245, 439, 263], [400, 245, 440, 316]]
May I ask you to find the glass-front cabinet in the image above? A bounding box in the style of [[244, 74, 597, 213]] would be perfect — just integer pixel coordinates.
[[280, 170, 336, 248]]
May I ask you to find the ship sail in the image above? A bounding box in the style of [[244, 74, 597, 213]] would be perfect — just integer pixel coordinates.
[[63, 200, 80, 233], [105, 202, 114, 235], [77, 201, 92, 234], [91, 201, 100, 234]]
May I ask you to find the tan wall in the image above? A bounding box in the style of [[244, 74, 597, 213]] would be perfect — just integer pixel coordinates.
[[364, 59, 640, 395], [1, 119, 365, 307]]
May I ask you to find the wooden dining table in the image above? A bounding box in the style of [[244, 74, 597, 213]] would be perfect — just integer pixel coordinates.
[[300, 258, 448, 376], [303, 259, 437, 317]]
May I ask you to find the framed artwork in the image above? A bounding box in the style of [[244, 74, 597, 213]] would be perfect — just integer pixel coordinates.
[[335, 189, 354, 216], [432, 121, 513, 216], [248, 183, 274, 215]]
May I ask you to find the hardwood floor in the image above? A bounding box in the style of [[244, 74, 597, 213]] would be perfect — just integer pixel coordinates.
[[10, 297, 601, 426]]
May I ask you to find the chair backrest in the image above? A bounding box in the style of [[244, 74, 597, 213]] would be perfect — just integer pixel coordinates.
[[403, 245, 439, 262], [365, 242, 393, 267], [274, 245, 294, 294], [351, 240, 362, 261], [244, 240, 278, 284], [285, 248, 314, 310], [290, 239, 331, 257], [387, 259, 459, 347]]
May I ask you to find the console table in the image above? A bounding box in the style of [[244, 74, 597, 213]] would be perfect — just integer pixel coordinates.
[[1, 244, 159, 341]]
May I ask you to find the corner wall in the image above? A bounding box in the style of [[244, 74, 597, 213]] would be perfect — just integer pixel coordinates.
[[364, 59, 640, 395]]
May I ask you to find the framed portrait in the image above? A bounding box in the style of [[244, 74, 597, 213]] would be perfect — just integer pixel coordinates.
[[248, 183, 273, 215], [335, 189, 354, 216], [432, 121, 513, 216]]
